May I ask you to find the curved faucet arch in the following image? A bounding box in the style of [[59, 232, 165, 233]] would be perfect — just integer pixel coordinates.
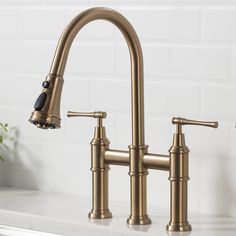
[[49, 7, 145, 147]]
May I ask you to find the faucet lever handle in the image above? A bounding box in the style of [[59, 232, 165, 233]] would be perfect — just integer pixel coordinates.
[[172, 117, 218, 134], [172, 117, 218, 128], [67, 111, 107, 127], [67, 111, 107, 119]]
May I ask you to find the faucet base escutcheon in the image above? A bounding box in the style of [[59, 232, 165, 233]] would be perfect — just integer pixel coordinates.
[[89, 209, 112, 219], [166, 222, 192, 232], [127, 215, 151, 225]]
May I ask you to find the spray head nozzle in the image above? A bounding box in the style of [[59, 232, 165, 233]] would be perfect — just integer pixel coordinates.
[[29, 74, 64, 130]]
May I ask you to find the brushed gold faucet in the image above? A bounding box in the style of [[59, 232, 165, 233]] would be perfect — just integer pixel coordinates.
[[29, 7, 218, 231], [167, 117, 218, 231]]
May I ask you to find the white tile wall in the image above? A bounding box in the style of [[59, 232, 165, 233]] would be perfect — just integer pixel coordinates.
[[18, 7, 65, 41], [0, 0, 236, 218], [202, 7, 236, 43]]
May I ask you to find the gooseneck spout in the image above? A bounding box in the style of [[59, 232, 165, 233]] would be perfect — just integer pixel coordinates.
[[29, 7, 150, 225], [53, 7, 145, 147], [54, 7, 145, 147]]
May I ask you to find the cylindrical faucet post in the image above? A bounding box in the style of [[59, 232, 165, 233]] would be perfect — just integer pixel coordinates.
[[167, 117, 218, 231], [89, 125, 112, 219], [67, 111, 112, 219], [127, 145, 151, 225], [166, 133, 191, 232]]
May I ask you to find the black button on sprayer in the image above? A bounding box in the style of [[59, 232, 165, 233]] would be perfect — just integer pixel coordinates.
[[34, 92, 47, 111], [42, 81, 50, 88]]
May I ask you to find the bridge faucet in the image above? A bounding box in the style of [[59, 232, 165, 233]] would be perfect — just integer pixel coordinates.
[[29, 7, 218, 231]]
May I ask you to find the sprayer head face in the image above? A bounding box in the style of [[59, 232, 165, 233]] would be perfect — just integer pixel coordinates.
[[29, 111, 61, 129]]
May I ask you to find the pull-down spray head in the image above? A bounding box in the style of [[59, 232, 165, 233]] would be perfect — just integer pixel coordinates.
[[29, 74, 63, 129]]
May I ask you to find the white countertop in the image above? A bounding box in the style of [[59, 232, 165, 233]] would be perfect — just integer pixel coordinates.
[[0, 187, 235, 236]]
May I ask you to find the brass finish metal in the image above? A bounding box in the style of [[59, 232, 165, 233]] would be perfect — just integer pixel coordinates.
[[29, 74, 63, 129], [167, 117, 218, 232], [67, 111, 107, 127], [50, 7, 145, 147], [67, 111, 107, 119], [143, 153, 169, 171], [104, 150, 129, 166], [50, 8, 148, 222], [105, 150, 169, 171], [68, 110, 112, 219], [128, 144, 150, 225], [30, 7, 149, 225], [172, 117, 218, 129], [29, 7, 219, 231]]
